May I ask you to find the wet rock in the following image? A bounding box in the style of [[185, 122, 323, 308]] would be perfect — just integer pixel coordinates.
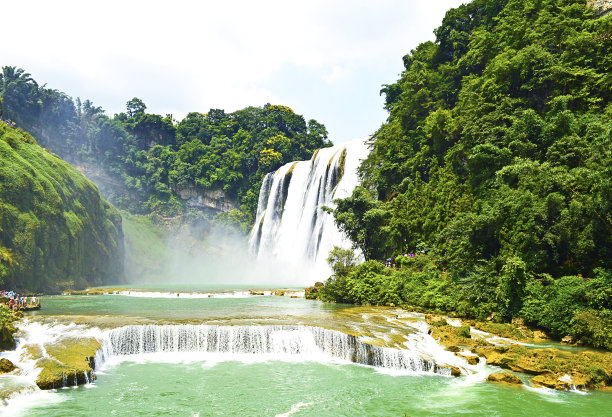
[[445, 345, 461, 353], [456, 353, 479, 365], [35, 337, 100, 390], [449, 366, 462, 377], [0, 324, 16, 351], [249, 291, 264, 296], [274, 290, 285, 296], [487, 372, 522, 385], [20, 344, 44, 361], [0, 358, 17, 373]]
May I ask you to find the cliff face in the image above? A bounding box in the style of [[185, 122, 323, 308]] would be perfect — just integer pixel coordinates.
[[0, 123, 124, 293], [175, 186, 237, 214], [588, 0, 612, 15]]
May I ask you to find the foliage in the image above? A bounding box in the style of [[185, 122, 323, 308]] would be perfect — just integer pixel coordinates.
[[326, 0, 611, 347], [0, 71, 331, 228], [326, 246, 359, 277], [0, 123, 123, 292]]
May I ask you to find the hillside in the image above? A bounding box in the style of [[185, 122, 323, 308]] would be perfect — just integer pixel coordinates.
[[0, 122, 123, 292], [322, 0, 611, 348], [0, 70, 331, 230]]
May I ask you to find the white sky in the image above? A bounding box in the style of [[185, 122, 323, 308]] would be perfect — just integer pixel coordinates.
[[2, 0, 466, 144]]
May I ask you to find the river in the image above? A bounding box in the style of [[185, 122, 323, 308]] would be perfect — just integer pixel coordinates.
[[1, 289, 610, 416]]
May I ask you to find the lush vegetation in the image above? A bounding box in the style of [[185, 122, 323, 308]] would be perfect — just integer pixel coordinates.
[[0, 122, 123, 292], [0, 68, 331, 229], [323, 0, 612, 348]]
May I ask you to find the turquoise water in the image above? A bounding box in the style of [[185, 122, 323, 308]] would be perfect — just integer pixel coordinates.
[[12, 293, 612, 416], [24, 360, 610, 416], [28, 294, 346, 322]]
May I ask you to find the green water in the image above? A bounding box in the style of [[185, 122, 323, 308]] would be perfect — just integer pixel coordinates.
[[15, 293, 612, 416], [29, 294, 346, 322], [24, 361, 609, 416]]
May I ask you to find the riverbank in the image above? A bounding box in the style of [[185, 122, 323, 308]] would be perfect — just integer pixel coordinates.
[[423, 314, 612, 391]]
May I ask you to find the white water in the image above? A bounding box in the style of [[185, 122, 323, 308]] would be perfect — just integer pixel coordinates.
[[95, 324, 462, 376], [248, 137, 370, 282], [1, 320, 485, 414]]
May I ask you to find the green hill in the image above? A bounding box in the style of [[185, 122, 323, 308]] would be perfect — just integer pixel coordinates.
[[323, 0, 611, 348], [0, 122, 123, 293]]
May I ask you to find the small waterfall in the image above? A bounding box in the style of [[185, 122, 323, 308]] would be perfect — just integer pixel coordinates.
[[95, 324, 454, 376], [248, 137, 370, 281]]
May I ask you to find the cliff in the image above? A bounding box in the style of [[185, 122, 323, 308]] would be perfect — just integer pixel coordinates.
[[588, 0, 612, 15], [0, 123, 124, 293]]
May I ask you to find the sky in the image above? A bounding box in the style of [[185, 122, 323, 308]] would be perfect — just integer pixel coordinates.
[[2, 0, 466, 144]]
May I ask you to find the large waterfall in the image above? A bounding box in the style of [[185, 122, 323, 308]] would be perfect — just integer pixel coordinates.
[[248, 137, 370, 281], [95, 324, 457, 376]]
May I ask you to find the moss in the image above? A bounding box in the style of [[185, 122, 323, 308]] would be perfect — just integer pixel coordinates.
[[0, 305, 16, 351], [0, 358, 17, 373], [487, 372, 522, 385], [456, 325, 471, 339], [35, 337, 100, 390], [472, 345, 612, 390], [337, 148, 347, 181], [0, 123, 124, 293], [311, 149, 320, 165]]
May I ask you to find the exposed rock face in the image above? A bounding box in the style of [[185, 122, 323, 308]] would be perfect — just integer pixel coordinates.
[[588, 0, 612, 15], [176, 187, 237, 213], [487, 372, 522, 385]]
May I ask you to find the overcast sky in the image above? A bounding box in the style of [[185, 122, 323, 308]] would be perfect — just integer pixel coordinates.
[[2, 0, 465, 144]]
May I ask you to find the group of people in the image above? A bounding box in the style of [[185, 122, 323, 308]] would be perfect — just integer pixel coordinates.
[[1, 290, 38, 311]]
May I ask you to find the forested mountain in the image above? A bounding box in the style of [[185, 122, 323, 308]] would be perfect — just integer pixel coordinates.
[[323, 0, 611, 347], [0, 121, 123, 292], [0, 69, 331, 229]]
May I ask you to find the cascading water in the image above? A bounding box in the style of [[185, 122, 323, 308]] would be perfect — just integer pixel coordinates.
[[248, 137, 370, 281], [95, 324, 457, 376]]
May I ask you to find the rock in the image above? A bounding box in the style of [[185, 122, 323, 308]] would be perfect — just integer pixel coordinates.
[[445, 345, 461, 353], [450, 366, 462, 377], [175, 186, 237, 214], [0, 325, 16, 351], [487, 372, 522, 385], [531, 373, 570, 390], [249, 291, 264, 296], [20, 344, 44, 361], [0, 358, 17, 373], [561, 335, 574, 344], [456, 353, 480, 365], [35, 337, 100, 390], [274, 290, 285, 296]]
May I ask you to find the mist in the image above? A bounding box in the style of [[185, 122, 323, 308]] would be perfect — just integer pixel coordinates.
[[121, 212, 321, 290]]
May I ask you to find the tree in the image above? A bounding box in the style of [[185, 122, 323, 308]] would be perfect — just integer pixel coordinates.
[[126, 97, 146, 118]]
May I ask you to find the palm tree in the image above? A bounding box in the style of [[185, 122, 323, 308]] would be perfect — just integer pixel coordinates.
[[0, 66, 40, 124]]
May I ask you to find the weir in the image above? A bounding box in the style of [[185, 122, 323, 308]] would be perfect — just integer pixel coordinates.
[[95, 324, 455, 376], [248, 137, 370, 281]]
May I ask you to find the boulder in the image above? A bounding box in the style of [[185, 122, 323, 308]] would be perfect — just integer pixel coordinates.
[[456, 353, 480, 365], [487, 372, 522, 385], [0, 358, 17, 373]]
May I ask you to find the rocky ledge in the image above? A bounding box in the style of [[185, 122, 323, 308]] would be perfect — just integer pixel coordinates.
[[20, 337, 101, 390], [425, 315, 612, 391]]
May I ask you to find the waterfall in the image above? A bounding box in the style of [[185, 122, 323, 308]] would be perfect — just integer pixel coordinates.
[[248, 137, 370, 281], [95, 324, 456, 376]]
